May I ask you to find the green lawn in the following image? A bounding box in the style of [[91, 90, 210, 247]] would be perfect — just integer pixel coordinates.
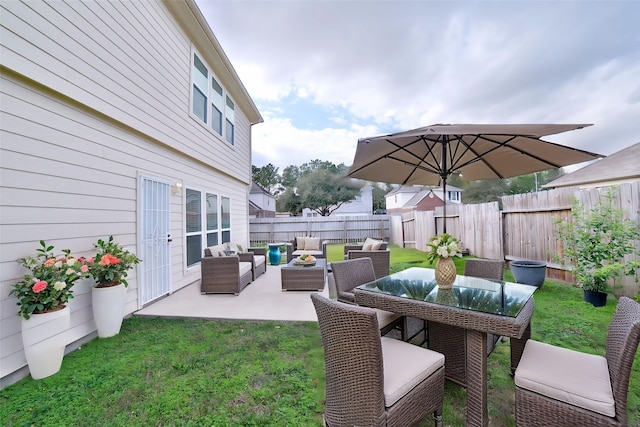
[[1, 244, 638, 426]]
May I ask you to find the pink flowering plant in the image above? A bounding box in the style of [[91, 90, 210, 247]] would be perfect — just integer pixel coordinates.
[[9, 241, 90, 319], [88, 236, 140, 288], [425, 233, 463, 264]]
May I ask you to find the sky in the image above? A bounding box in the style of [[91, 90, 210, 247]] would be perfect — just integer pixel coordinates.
[[196, 0, 640, 174]]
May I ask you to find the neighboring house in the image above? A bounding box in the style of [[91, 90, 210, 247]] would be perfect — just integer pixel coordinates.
[[249, 181, 276, 218], [302, 185, 373, 217], [0, 0, 262, 386], [385, 185, 462, 214], [542, 142, 640, 189]]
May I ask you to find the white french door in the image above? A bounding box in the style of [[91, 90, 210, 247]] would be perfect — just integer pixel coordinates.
[[138, 176, 171, 306]]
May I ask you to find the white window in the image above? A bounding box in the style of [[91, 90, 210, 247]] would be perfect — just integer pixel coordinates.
[[447, 191, 460, 201], [186, 187, 231, 267], [191, 52, 236, 145]]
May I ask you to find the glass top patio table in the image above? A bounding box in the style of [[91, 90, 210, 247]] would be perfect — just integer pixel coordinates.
[[356, 267, 537, 318]]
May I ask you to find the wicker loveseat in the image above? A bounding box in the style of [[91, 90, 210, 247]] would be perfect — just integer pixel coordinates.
[[201, 244, 254, 295], [285, 236, 328, 263]]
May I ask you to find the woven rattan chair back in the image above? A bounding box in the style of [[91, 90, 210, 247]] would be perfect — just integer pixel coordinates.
[[605, 297, 640, 424], [331, 257, 377, 304], [464, 258, 504, 281], [311, 293, 387, 426]]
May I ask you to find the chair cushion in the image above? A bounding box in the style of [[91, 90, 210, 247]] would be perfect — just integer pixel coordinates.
[[362, 237, 384, 251], [205, 244, 227, 257], [296, 236, 306, 250], [305, 237, 321, 251], [292, 249, 323, 257], [381, 336, 444, 407], [254, 255, 266, 267], [515, 340, 615, 417], [375, 309, 401, 329], [239, 261, 252, 277]]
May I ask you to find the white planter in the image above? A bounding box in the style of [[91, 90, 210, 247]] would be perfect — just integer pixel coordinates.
[[21, 306, 70, 379], [92, 283, 127, 338]]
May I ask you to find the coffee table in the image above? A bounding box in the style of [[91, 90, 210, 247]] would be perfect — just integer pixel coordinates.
[[281, 258, 326, 291]]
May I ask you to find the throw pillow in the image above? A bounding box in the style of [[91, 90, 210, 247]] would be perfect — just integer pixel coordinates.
[[371, 240, 384, 250], [296, 236, 306, 250], [305, 237, 321, 251], [362, 237, 377, 251]]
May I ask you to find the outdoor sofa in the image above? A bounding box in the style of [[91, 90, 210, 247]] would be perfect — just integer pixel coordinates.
[[286, 236, 328, 263], [201, 243, 265, 295]]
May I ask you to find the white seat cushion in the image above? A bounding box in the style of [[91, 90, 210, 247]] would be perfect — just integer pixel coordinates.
[[292, 249, 323, 257], [515, 340, 615, 417], [381, 336, 444, 407], [254, 255, 266, 267], [239, 261, 252, 277], [375, 309, 401, 329]]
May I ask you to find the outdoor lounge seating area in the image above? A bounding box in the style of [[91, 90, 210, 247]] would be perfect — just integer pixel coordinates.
[[200, 243, 267, 295]]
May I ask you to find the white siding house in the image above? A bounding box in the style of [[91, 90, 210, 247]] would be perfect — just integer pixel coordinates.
[[0, 0, 262, 386]]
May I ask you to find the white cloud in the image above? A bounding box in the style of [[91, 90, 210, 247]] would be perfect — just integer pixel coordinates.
[[197, 0, 640, 170]]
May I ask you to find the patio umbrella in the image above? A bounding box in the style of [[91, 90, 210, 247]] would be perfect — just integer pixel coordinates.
[[347, 123, 603, 233]]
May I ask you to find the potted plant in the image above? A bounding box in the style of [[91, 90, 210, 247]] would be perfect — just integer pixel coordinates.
[[555, 191, 640, 307], [426, 233, 462, 289], [88, 236, 140, 337], [9, 241, 89, 379]]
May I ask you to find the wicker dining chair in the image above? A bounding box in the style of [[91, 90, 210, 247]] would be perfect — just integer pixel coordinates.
[[514, 296, 640, 426], [428, 258, 505, 386], [310, 294, 445, 427], [331, 257, 407, 340]]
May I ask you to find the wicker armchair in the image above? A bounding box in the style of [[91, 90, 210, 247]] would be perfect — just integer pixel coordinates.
[[310, 294, 445, 427], [347, 250, 390, 279], [246, 246, 267, 280], [428, 258, 505, 386], [515, 297, 640, 427], [331, 257, 406, 340], [200, 246, 253, 295]]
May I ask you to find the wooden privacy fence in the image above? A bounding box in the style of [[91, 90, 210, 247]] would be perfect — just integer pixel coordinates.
[[390, 182, 640, 296], [250, 215, 390, 244]]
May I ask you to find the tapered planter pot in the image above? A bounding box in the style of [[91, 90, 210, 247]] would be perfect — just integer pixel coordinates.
[[21, 306, 70, 379], [435, 257, 457, 289], [92, 283, 127, 338], [510, 260, 547, 288]]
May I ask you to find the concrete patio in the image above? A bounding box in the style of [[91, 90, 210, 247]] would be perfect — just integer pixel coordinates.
[[135, 263, 329, 322]]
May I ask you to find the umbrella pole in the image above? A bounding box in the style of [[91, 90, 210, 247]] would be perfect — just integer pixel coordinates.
[[441, 137, 448, 234]]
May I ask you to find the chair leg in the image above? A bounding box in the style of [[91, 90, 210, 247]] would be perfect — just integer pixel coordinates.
[[401, 316, 408, 341], [434, 409, 443, 427]]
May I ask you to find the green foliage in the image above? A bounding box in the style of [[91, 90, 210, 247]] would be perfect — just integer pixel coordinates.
[[555, 191, 640, 293], [252, 163, 281, 195], [462, 178, 509, 204], [2, 246, 640, 426], [296, 168, 362, 216], [89, 236, 141, 287], [276, 187, 302, 216], [9, 241, 89, 319], [372, 183, 392, 213], [425, 233, 463, 264]]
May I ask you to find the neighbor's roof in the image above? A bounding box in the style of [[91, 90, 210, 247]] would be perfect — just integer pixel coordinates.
[[542, 142, 640, 189]]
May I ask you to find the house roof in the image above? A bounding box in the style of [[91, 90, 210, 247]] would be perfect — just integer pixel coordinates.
[[542, 142, 640, 189], [250, 181, 272, 196]]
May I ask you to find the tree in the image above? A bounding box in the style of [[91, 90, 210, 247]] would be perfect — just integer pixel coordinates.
[[372, 183, 393, 213], [252, 164, 281, 194], [280, 165, 301, 189], [507, 169, 562, 195], [297, 169, 362, 216], [462, 179, 509, 204], [277, 188, 302, 216]]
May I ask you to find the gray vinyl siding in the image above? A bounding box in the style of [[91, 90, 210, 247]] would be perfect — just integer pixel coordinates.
[[0, 0, 252, 183], [0, 0, 257, 383]]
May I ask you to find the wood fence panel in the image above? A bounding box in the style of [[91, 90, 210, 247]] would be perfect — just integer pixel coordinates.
[[460, 202, 501, 260], [401, 212, 416, 248], [250, 215, 391, 244], [389, 215, 404, 246], [415, 211, 435, 252]]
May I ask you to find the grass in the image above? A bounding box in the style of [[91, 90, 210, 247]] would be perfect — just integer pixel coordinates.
[[1, 244, 638, 426]]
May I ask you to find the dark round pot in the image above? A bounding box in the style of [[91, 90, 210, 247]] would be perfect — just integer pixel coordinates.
[[510, 260, 547, 287], [583, 289, 608, 307]]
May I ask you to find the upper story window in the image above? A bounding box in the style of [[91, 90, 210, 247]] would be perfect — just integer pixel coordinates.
[[192, 52, 235, 145], [447, 191, 460, 201]]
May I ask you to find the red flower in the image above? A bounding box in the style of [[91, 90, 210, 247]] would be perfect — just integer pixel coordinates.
[[98, 254, 121, 266], [44, 258, 56, 266], [32, 281, 47, 293]]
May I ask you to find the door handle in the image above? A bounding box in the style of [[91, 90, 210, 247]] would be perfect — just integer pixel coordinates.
[[167, 233, 172, 243]]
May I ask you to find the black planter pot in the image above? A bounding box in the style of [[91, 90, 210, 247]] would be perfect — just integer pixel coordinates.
[[583, 289, 608, 307], [510, 260, 547, 287]]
